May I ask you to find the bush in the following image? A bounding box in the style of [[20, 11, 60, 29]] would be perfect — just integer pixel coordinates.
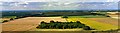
[[2, 20, 9, 23], [15, 18, 19, 19], [106, 16, 110, 17], [36, 25, 40, 29], [62, 16, 68, 18], [76, 21, 81, 24], [40, 23, 47, 29], [78, 24, 84, 28], [41, 21, 45, 24], [83, 26, 91, 30], [10, 18, 14, 20], [50, 20, 55, 23]]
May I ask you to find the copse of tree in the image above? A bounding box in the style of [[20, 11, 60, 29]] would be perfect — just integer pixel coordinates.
[[62, 16, 68, 18], [36, 21, 92, 30]]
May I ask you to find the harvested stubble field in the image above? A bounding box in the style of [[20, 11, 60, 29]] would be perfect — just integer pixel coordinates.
[[2, 17, 67, 31], [67, 18, 118, 31]]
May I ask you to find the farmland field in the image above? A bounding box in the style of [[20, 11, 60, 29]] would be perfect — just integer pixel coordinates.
[[67, 16, 118, 31], [87, 18, 118, 26], [68, 15, 107, 18], [0, 18, 10, 23], [2, 15, 119, 32], [2, 16, 16, 18], [2, 17, 67, 31], [0, 24, 1, 33]]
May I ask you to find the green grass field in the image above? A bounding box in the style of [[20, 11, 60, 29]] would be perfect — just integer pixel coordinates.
[[2, 16, 16, 18]]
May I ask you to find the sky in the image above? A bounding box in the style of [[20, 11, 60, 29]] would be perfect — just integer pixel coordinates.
[[0, 0, 120, 10], [0, 0, 119, 2]]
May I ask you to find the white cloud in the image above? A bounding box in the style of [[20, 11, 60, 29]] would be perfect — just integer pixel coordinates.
[[23, 6, 27, 7], [48, 4, 53, 7], [1, 0, 118, 10], [0, 0, 119, 2], [64, 3, 71, 5], [107, 0, 113, 2], [18, 2, 29, 5], [0, 2, 2, 5]]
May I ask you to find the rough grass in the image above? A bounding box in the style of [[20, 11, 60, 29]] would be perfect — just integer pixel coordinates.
[[67, 18, 118, 31]]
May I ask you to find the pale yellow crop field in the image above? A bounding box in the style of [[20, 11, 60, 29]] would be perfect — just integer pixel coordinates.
[[67, 18, 118, 31]]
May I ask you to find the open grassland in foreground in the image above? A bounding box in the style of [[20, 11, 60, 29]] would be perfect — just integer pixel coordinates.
[[67, 18, 118, 31]]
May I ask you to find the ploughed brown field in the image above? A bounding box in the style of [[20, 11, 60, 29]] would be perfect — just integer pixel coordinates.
[[87, 18, 118, 26], [2, 17, 67, 31]]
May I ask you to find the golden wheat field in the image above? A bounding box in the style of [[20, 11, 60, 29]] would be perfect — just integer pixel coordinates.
[[67, 18, 118, 31]]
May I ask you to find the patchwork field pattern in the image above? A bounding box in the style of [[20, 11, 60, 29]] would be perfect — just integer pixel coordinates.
[[2, 17, 118, 31], [67, 18, 118, 31]]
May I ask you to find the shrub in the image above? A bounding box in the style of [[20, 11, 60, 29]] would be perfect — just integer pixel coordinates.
[[76, 21, 81, 24], [15, 18, 19, 19], [10, 18, 14, 20], [49, 22, 56, 28], [2, 20, 9, 23], [50, 20, 55, 23], [106, 16, 110, 17], [36, 25, 40, 29], [62, 16, 68, 18], [41, 21, 45, 24], [40, 23, 47, 29], [83, 26, 91, 30], [78, 24, 84, 28]]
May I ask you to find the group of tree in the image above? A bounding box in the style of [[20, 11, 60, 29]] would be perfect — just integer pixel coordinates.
[[2, 16, 27, 23], [36, 20, 93, 30], [62, 15, 68, 18]]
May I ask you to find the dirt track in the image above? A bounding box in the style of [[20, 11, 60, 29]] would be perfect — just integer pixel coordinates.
[[2, 17, 66, 31]]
